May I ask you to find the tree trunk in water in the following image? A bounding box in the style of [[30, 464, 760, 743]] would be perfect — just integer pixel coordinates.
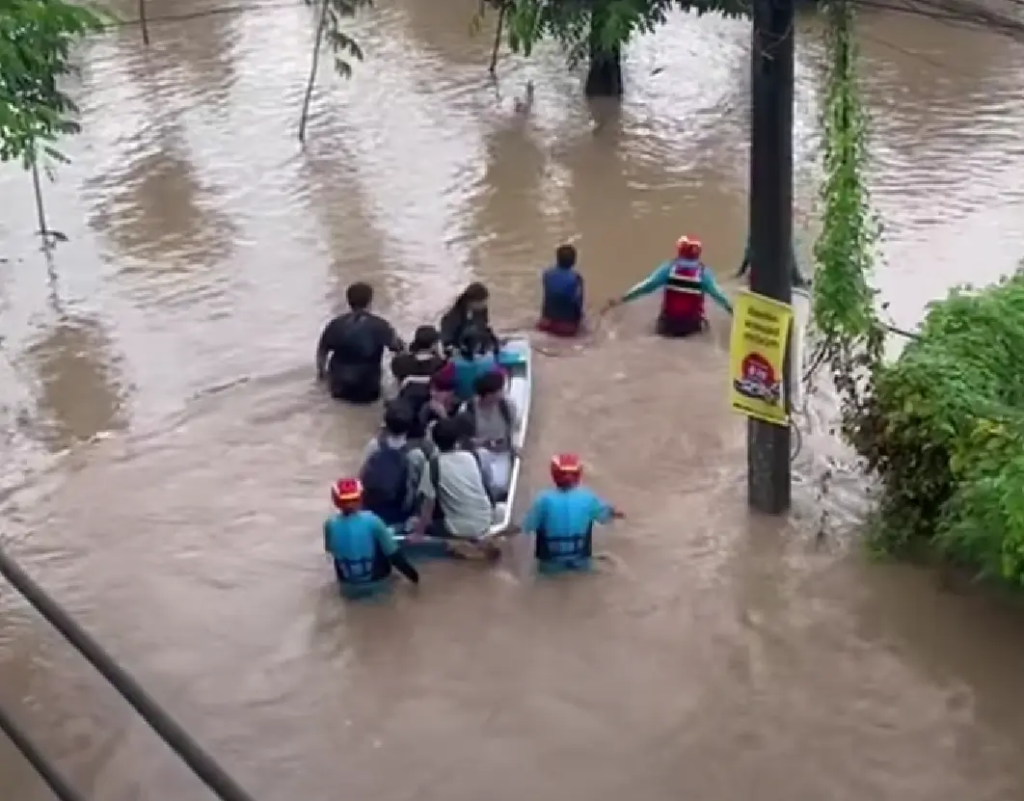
[[584, 6, 623, 97], [584, 46, 622, 97]]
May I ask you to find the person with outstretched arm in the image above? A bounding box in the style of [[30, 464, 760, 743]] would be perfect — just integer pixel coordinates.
[[519, 453, 624, 574], [603, 235, 732, 338], [323, 478, 419, 598]]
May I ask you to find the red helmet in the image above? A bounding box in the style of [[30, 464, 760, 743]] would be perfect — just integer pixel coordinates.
[[331, 478, 363, 512], [550, 453, 583, 489], [676, 236, 702, 260]]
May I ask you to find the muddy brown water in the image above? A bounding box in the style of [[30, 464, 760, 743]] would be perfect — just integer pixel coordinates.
[[3, 1, 1024, 799]]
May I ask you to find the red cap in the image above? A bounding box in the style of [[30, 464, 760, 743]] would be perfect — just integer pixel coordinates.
[[331, 478, 363, 510], [676, 236, 702, 260], [550, 453, 583, 488]]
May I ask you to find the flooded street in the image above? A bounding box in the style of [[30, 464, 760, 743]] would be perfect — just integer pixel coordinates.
[[3, 0, 1024, 798]]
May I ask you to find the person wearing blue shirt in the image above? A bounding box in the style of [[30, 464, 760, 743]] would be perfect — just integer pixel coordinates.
[[537, 243, 585, 337], [519, 454, 624, 573], [604, 235, 733, 338], [323, 478, 419, 598]]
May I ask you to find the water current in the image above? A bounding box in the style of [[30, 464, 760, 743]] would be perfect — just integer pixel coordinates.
[[2, 0, 1024, 798]]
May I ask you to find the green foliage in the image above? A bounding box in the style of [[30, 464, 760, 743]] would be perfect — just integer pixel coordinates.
[[304, 0, 370, 78], [809, 0, 884, 440], [811, 1, 1024, 587], [0, 0, 107, 165], [476, 0, 748, 68], [852, 271, 1024, 586]]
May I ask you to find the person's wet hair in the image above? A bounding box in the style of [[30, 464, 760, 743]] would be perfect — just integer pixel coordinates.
[[431, 417, 460, 452], [411, 325, 440, 352], [555, 244, 577, 269], [474, 370, 504, 398], [458, 282, 489, 310], [382, 401, 412, 436], [346, 282, 373, 311]]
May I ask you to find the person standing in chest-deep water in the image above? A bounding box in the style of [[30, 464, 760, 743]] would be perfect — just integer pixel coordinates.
[[604, 236, 733, 338], [520, 454, 624, 573], [537, 243, 585, 337], [323, 478, 419, 598], [439, 282, 496, 352], [316, 282, 404, 404]]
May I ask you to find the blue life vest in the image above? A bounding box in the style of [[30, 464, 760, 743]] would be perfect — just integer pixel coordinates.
[[531, 488, 599, 565], [325, 512, 391, 585]]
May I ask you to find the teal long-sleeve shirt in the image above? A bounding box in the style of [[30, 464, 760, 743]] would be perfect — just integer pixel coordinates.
[[621, 261, 733, 314]]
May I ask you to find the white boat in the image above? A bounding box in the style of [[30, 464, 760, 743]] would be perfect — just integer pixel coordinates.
[[395, 336, 532, 549], [485, 336, 532, 536]]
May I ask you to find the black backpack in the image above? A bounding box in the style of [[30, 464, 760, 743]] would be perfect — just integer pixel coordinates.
[[360, 437, 412, 525]]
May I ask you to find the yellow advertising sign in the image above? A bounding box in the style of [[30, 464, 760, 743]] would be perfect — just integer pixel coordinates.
[[729, 290, 793, 426]]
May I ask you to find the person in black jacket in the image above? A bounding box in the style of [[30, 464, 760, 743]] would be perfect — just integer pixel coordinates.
[[391, 326, 448, 439], [439, 282, 497, 352], [316, 282, 404, 404]]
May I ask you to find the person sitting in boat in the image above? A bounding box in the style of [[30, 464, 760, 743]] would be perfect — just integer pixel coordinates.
[[324, 478, 420, 597], [411, 418, 499, 557], [735, 234, 810, 289], [316, 282, 405, 404], [359, 402, 423, 526], [390, 325, 447, 438], [603, 236, 733, 338], [519, 454, 624, 573], [537, 243, 585, 337], [418, 370, 461, 445], [445, 328, 504, 403], [440, 282, 498, 353], [459, 370, 516, 499]]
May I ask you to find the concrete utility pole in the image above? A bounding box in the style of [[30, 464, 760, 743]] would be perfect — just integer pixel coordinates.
[[747, 0, 795, 514]]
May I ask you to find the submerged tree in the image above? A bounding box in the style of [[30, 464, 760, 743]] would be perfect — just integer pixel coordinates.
[[0, 0, 106, 165], [480, 0, 746, 97], [298, 0, 371, 141]]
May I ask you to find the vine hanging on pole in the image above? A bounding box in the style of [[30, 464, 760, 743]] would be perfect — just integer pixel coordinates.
[[810, 0, 883, 440]]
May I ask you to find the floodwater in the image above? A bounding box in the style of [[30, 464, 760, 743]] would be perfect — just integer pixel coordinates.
[[2, 0, 1024, 798]]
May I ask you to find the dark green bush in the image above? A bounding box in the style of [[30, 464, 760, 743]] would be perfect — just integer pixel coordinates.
[[850, 268, 1024, 584]]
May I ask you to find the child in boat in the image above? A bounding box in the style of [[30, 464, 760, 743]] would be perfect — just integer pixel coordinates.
[[411, 418, 499, 559], [323, 478, 419, 598], [359, 403, 423, 526], [445, 328, 504, 403], [519, 454, 624, 573], [537, 243, 585, 337], [439, 283, 498, 352], [459, 370, 516, 499], [390, 325, 447, 438], [418, 370, 460, 445]]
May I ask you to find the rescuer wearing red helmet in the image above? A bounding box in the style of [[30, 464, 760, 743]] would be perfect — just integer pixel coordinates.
[[603, 235, 733, 337], [519, 454, 624, 572], [323, 477, 419, 596]]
